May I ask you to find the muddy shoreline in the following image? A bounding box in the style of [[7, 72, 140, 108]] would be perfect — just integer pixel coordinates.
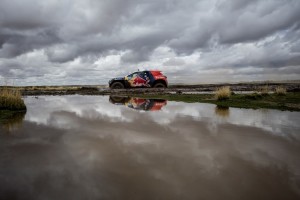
[[15, 82, 300, 96]]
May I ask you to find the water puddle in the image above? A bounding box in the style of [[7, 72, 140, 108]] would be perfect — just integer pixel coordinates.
[[0, 95, 299, 199]]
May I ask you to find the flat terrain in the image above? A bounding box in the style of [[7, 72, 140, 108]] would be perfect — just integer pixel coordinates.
[[1, 81, 299, 96], [0, 82, 299, 111]]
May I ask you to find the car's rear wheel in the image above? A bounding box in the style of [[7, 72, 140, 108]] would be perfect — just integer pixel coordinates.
[[111, 82, 125, 89], [153, 83, 166, 88]]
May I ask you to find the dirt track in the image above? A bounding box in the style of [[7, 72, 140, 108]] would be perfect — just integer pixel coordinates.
[[19, 82, 300, 96]]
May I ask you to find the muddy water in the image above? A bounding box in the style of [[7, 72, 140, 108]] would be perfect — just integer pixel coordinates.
[[0, 95, 300, 200]]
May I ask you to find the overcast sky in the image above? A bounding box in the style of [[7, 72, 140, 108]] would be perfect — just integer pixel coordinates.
[[0, 0, 300, 85]]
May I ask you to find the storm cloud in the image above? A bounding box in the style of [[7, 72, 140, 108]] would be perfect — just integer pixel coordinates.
[[0, 0, 299, 85]]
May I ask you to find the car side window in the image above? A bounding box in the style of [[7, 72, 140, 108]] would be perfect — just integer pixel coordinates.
[[136, 72, 144, 78], [141, 72, 148, 79], [127, 72, 138, 79]]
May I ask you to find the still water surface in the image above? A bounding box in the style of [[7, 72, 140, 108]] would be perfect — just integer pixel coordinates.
[[0, 95, 300, 200]]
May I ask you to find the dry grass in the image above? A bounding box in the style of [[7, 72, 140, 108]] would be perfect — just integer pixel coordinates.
[[275, 86, 287, 95], [215, 86, 231, 100], [257, 85, 270, 95], [0, 87, 26, 110]]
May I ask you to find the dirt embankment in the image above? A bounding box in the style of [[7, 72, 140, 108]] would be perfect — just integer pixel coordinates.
[[7, 82, 300, 96]]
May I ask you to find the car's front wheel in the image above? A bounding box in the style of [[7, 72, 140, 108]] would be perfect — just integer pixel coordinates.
[[153, 83, 166, 88], [110, 82, 125, 89]]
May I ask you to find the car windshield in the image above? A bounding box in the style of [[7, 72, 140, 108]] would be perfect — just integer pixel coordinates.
[[127, 72, 139, 78]]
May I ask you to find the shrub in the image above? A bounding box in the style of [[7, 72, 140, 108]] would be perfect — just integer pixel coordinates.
[[258, 85, 270, 95], [0, 87, 26, 110], [215, 86, 231, 100], [275, 86, 287, 95]]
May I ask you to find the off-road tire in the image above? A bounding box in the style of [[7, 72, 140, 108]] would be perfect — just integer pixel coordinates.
[[153, 83, 166, 88], [110, 82, 125, 89]]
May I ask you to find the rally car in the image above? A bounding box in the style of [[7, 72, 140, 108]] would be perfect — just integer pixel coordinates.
[[109, 70, 168, 89], [109, 96, 167, 111]]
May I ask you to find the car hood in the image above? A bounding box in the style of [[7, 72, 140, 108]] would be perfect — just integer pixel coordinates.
[[112, 77, 125, 80], [109, 77, 125, 83]]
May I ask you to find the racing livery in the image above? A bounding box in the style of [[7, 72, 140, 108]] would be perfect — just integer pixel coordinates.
[[109, 70, 168, 89], [109, 96, 167, 111]]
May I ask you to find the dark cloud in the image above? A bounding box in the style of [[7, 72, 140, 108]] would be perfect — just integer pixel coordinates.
[[217, 0, 300, 44], [0, 0, 64, 30], [169, 0, 300, 51], [0, 29, 61, 58], [0, 0, 299, 85]]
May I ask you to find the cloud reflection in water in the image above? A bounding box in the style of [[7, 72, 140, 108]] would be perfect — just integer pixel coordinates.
[[0, 95, 299, 199]]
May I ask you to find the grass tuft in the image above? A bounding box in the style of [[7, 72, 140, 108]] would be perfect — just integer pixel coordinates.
[[275, 86, 287, 95], [215, 86, 231, 101], [0, 87, 26, 110], [258, 85, 270, 95]]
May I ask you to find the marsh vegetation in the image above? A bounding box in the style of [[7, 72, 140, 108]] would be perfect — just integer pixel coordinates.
[[215, 86, 231, 100], [136, 92, 300, 111], [0, 86, 26, 111], [275, 86, 287, 95]]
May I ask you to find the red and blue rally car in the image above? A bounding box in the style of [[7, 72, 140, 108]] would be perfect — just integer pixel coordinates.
[[109, 70, 168, 89], [109, 96, 167, 111]]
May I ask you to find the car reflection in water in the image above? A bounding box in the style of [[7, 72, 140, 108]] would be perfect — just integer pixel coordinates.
[[109, 96, 167, 111]]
